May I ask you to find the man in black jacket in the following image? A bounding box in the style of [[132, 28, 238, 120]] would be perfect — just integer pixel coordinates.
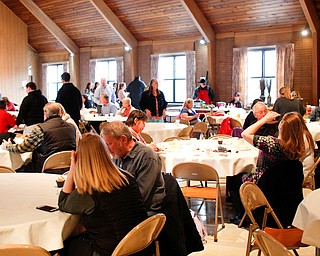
[[15, 82, 48, 128], [56, 72, 82, 125]]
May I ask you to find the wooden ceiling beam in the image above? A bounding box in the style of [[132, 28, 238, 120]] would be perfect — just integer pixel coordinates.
[[89, 0, 137, 49], [19, 0, 79, 55], [180, 0, 215, 43], [299, 0, 320, 33]]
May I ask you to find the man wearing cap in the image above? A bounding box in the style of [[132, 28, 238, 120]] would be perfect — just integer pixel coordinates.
[[229, 92, 243, 108], [192, 78, 215, 105]]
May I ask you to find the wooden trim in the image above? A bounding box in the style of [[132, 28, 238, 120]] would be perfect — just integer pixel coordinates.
[[299, 0, 320, 105], [19, 0, 79, 55], [180, 0, 215, 43], [90, 0, 137, 49]]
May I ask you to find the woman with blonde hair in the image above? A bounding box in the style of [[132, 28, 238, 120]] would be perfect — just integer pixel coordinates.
[[179, 98, 200, 125], [59, 134, 147, 256]]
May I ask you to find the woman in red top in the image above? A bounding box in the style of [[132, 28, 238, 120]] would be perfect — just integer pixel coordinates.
[[0, 100, 16, 133], [2, 97, 16, 111]]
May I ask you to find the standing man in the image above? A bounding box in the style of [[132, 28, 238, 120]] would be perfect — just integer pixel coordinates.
[[126, 75, 147, 109], [93, 78, 116, 107], [56, 72, 82, 125], [193, 78, 215, 105], [101, 122, 165, 214], [15, 82, 48, 130]]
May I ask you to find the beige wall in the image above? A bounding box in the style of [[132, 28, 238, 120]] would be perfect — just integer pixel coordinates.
[[0, 2, 28, 104]]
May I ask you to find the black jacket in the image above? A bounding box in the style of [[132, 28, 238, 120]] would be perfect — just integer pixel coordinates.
[[16, 90, 48, 126], [140, 90, 167, 117], [56, 83, 82, 123]]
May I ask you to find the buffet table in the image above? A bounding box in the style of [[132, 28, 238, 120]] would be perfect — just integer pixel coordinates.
[[0, 173, 79, 251]]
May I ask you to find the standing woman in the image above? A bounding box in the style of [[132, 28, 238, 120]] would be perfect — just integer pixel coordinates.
[[117, 82, 127, 107], [84, 82, 93, 108], [139, 78, 167, 122], [59, 134, 147, 256]]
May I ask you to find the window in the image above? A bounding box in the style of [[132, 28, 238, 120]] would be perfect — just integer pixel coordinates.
[[47, 64, 64, 101], [247, 48, 276, 104], [158, 54, 186, 103], [95, 59, 116, 86]]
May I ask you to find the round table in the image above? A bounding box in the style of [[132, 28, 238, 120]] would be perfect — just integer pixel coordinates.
[[143, 123, 187, 143], [0, 173, 79, 251]]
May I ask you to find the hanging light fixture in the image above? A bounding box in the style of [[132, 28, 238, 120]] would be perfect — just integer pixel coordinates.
[[200, 38, 206, 45], [301, 27, 309, 36]]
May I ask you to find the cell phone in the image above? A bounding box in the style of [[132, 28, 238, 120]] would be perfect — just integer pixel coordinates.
[[36, 205, 59, 212]]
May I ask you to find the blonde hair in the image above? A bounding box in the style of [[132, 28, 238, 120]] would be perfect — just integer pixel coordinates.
[[279, 87, 291, 99], [279, 112, 315, 160], [183, 98, 193, 109], [74, 134, 128, 195]]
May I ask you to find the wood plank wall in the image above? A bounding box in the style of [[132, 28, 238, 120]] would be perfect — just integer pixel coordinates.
[[0, 1, 28, 104]]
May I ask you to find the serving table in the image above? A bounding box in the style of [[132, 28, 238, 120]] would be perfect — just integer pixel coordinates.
[[0, 173, 79, 251]]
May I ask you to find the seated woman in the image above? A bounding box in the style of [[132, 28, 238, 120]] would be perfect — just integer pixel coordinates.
[[230, 111, 314, 224], [179, 98, 200, 125], [58, 134, 147, 256], [2, 97, 16, 111], [228, 92, 242, 108], [116, 97, 135, 117], [125, 110, 159, 151]]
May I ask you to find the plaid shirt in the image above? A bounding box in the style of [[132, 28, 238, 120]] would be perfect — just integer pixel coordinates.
[[6, 126, 44, 153]]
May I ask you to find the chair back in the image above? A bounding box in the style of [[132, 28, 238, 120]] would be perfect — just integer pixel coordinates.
[[172, 162, 219, 182], [257, 160, 303, 228], [111, 213, 166, 256], [193, 122, 208, 134], [0, 244, 51, 256], [41, 151, 72, 174], [253, 230, 295, 256], [140, 132, 153, 143], [177, 126, 193, 139], [163, 136, 182, 142], [205, 116, 216, 125], [303, 155, 320, 190], [230, 118, 242, 128], [0, 166, 15, 173], [179, 119, 190, 126], [78, 120, 88, 134], [239, 182, 283, 229]]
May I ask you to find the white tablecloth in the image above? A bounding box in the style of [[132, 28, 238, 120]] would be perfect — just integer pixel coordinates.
[[83, 114, 127, 122], [0, 173, 79, 251], [143, 123, 187, 143], [157, 138, 258, 177], [306, 122, 320, 142], [292, 189, 320, 248]]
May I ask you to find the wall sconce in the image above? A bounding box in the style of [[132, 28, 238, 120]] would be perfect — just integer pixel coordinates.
[[124, 46, 130, 52], [199, 38, 206, 45]]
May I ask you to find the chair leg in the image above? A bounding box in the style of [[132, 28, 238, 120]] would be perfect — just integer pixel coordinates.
[[218, 187, 225, 228], [214, 196, 219, 242], [155, 241, 161, 256], [238, 212, 247, 228]]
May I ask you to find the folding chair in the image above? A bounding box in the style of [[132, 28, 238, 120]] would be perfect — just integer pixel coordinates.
[[41, 151, 72, 174], [172, 162, 225, 242], [0, 244, 51, 256], [303, 155, 320, 190], [140, 132, 153, 144], [240, 182, 306, 256], [111, 214, 166, 256], [0, 166, 15, 173]]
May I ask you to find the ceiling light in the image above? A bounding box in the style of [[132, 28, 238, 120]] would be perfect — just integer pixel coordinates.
[[301, 29, 309, 36], [200, 38, 206, 45], [124, 46, 130, 51]]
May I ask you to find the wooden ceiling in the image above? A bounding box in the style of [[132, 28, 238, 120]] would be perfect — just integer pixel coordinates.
[[1, 0, 318, 53]]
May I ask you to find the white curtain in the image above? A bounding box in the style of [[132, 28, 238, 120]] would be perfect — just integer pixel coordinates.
[[89, 59, 96, 83], [151, 54, 159, 79], [116, 57, 124, 83], [232, 48, 248, 106], [41, 63, 48, 97], [186, 51, 196, 99], [276, 44, 295, 92]]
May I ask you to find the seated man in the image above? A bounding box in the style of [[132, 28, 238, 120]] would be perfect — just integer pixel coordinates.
[[309, 107, 320, 121], [101, 121, 165, 214], [245, 102, 278, 136], [100, 93, 117, 116], [1, 103, 76, 172]]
